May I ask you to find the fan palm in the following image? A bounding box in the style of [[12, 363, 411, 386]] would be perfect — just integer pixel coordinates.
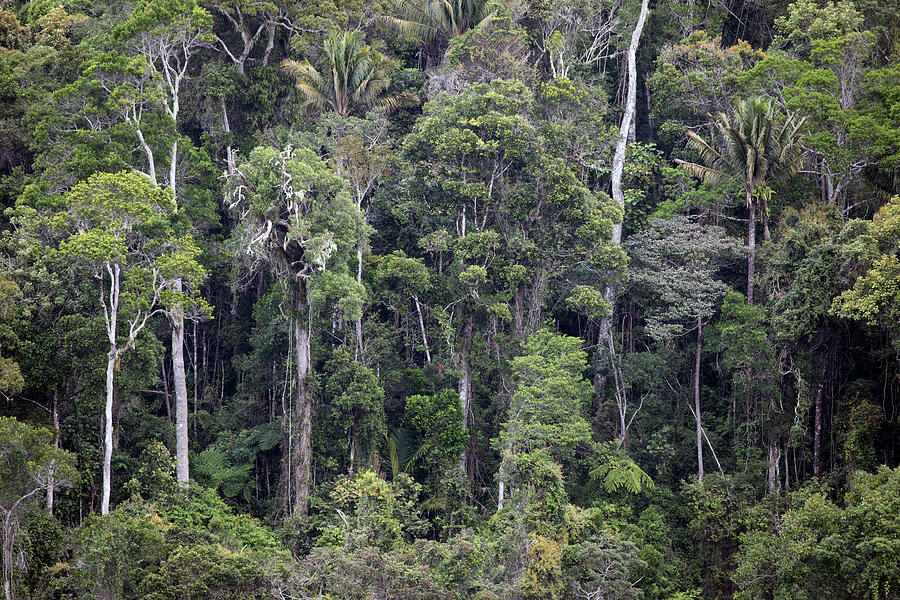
[[383, 0, 495, 43], [676, 97, 806, 304], [281, 31, 418, 117]]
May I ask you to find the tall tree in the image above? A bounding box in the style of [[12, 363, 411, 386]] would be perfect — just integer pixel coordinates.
[[676, 97, 806, 304], [56, 171, 204, 514], [627, 217, 744, 481], [595, 0, 649, 430], [226, 143, 364, 516], [114, 0, 214, 487], [496, 329, 593, 507]]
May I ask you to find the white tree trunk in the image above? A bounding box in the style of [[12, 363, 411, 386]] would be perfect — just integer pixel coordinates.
[[414, 296, 431, 363], [292, 286, 312, 516], [610, 0, 649, 245], [595, 0, 650, 416], [102, 349, 115, 515], [172, 305, 189, 487]]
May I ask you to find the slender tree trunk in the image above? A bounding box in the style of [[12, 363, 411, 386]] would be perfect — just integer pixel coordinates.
[[222, 98, 235, 174], [766, 440, 780, 493], [102, 348, 115, 515], [458, 312, 474, 478], [173, 305, 189, 487], [525, 268, 547, 336], [292, 284, 312, 516], [747, 192, 756, 305], [609, 0, 649, 246], [813, 364, 827, 477], [595, 0, 649, 415], [3, 515, 13, 600], [414, 296, 431, 362], [47, 389, 59, 514], [355, 244, 364, 361], [694, 317, 704, 483]]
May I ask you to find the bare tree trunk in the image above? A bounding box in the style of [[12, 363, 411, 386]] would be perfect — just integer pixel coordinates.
[[292, 284, 312, 516], [813, 364, 826, 477], [458, 313, 474, 478], [354, 243, 365, 361], [766, 440, 781, 493], [222, 98, 235, 174], [414, 296, 431, 362], [47, 389, 59, 514], [610, 0, 649, 246], [695, 318, 704, 483], [173, 305, 189, 487], [3, 515, 13, 600], [102, 349, 115, 515], [595, 0, 650, 415], [747, 192, 756, 305]]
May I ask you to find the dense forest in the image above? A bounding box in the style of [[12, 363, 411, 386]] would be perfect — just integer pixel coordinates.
[[0, 0, 899, 597]]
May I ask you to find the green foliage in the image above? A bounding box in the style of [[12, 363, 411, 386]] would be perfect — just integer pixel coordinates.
[[590, 445, 654, 495], [628, 217, 744, 341], [406, 388, 468, 467], [0, 417, 76, 599], [282, 31, 418, 117], [497, 329, 593, 462], [735, 467, 900, 600], [318, 469, 411, 551], [833, 196, 900, 341]]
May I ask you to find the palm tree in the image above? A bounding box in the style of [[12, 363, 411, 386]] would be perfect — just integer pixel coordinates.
[[281, 31, 418, 117], [383, 0, 495, 50], [676, 97, 806, 304]]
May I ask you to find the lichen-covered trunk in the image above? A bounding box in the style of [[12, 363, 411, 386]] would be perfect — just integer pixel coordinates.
[[458, 313, 474, 478], [3, 511, 14, 600], [102, 349, 115, 515], [47, 389, 59, 513], [292, 284, 312, 516], [172, 303, 189, 487]]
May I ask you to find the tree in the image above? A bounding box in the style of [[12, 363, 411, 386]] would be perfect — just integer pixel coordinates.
[[398, 79, 621, 479], [383, 0, 495, 52], [320, 112, 392, 359], [833, 195, 900, 343], [627, 217, 744, 481], [496, 329, 593, 507], [205, 0, 292, 75], [323, 348, 386, 470], [676, 97, 806, 304], [0, 417, 75, 600], [595, 0, 648, 439], [281, 31, 417, 118], [226, 143, 364, 516], [375, 251, 432, 362], [113, 0, 214, 488], [56, 171, 204, 514], [0, 277, 23, 396]]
